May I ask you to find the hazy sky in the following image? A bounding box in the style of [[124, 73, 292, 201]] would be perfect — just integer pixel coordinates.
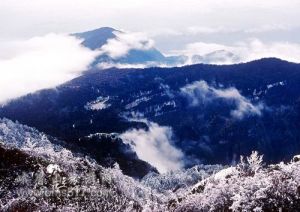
[[1, 0, 300, 51]]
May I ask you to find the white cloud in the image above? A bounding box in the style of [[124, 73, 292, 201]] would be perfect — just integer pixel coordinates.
[[99, 31, 154, 59], [237, 39, 300, 63], [186, 26, 238, 35], [173, 39, 300, 65], [172, 42, 231, 57], [98, 37, 300, 68], [120, 119, 184, 173], [98, 62, 147, 69], [244, 24, 292, 33], [97, 61, 173, 69], [181, 80, 264, 119], [0, 34, 98, 103], [168, 24, 292, 37], [148, 28, 184, 37]]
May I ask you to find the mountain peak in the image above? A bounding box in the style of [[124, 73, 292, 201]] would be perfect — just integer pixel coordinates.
[[76, 27, 118, 35], [247, 57, 292, 65], [73, 27, 120, 50]]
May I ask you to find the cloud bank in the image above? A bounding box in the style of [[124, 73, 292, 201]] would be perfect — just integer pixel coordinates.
[[120, 119, 184, 173], [97, 62, 148, 69], [173, 39, 300, 65], [0, 34, 98, 103], [99, 31, 154, 59], [181, 80, 264, 119]]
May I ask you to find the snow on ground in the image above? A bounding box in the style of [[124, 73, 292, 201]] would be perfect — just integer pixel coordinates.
[[267, 81, 285, 89], [84, 96, 111, 111], [125, 96, 152, 109]]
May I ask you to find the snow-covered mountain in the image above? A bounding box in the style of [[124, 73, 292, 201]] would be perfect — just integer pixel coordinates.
[[0, 118, 222, 211], [1, 118, 300, 211]]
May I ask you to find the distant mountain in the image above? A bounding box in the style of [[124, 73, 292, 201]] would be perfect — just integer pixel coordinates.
[[73, 27, 191, 67], [73, 27, 243, 67], [2, 58, 300, 168], [73, 27, 170, 66], [73, 27, 118, 50]]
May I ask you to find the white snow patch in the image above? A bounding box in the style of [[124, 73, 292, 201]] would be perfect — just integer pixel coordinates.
[[46, 164, 61, 174], [266, 81, 285, 89], [213, 167, 236, 180], [85, 96, 111, 111], [144, 101, 177, 116], [125, 96, 152, 109]]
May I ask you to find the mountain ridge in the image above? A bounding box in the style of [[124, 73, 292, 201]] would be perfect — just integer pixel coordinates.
[[1, 58, 300, 169]]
